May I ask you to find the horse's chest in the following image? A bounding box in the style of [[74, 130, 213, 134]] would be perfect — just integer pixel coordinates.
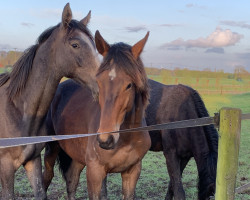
[[106, 147, 140, 173]]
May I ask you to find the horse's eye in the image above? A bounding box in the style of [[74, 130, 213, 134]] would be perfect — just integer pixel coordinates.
[[71, 43, 79, 48], [126, 83, 132, 90]]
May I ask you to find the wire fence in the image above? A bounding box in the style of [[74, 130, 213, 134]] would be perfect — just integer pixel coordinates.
[[0, 108, 249, 198]]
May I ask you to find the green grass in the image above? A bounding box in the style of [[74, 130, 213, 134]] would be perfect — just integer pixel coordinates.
[[148, 75, 250, 95], [1, 92, 250, 199], [203, 93, 250, 200], [0, 68, 5, 74]]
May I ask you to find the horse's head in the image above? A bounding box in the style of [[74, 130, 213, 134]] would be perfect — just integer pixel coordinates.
[[45, 3, 99, 95], [95, 31, 149, 150]]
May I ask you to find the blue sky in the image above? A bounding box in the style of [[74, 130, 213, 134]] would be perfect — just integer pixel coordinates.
[[1, 0, 250, 72]]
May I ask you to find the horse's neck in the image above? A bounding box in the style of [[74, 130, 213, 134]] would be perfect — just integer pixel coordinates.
[[14, 42, 61, 130]]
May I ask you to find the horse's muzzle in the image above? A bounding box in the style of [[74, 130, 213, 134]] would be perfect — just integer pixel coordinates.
[[97, 134, 115, 150]]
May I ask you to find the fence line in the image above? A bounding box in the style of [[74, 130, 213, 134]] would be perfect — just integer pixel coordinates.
[[0, 108, 249, 198], [149, 76, 250, 95], [2, 111, 250, 148], [0, 116, 216, 148]]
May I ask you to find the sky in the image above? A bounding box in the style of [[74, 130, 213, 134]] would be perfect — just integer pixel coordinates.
[[0, 0, 250, 72]]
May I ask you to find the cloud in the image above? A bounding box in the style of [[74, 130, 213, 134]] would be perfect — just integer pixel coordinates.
[[205, 47, 225, 54], [0, 44, 15, 51], [124, 25, 147, 33], [21, 22, 34, 28], [220, 20, 250, 29], [161, 27, 243, 49], [237, 52, 250, 60], [166, 46, 182, 51], [159, 24, 181, 27], [185, 3, 207, 9], [186, 3, 194, 8], [0, 44, 12, 50]]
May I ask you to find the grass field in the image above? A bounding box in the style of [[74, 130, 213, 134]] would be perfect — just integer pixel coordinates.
[[0, 67, 249, 199], [148, 74, 250, 95], [0, 68, 5, 73], [7, 93, 250, 199]]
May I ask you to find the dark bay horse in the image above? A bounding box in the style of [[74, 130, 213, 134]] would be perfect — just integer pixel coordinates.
[[44, 80, 218, 200], [146, 80, 218, 200], [0, 3, 99, 199], [43, 31, 151, 199]]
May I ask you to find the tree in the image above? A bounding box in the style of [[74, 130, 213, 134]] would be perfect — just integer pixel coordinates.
[[234, 65, 249, 80]]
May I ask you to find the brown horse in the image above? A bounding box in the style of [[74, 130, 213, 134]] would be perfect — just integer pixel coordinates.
[[43, 31, 151, 199], [44, 81, 217, 200], [0, 4, 99, 199], [146, 80, 218, 200]]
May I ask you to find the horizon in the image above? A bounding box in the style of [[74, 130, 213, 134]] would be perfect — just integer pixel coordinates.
[[0, 0, 249, 72]]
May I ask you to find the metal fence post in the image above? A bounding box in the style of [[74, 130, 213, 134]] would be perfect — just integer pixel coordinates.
[[215, 107, 241, 200]]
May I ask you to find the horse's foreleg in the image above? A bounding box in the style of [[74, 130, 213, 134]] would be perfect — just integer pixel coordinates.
[[121, 161, 142, 200], [101, 176, 108, 200], [63, 160, 84, 200], [163, 149, 185, 200], [166, 157, 190, 200], [86, 163, 106, 200], [43, 142, 60, 191], [24, 155, 47, 200], [0, 157, 16, 199]]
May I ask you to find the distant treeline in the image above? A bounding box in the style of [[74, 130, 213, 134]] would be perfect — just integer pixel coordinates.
[[1, 50, 249, 82], [0, 51, 23, 68], [145, 66, 250, 81]]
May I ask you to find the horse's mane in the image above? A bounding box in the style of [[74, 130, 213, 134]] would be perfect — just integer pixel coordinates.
[[97, 42, 149, 108], [0, 20, 94, 100]]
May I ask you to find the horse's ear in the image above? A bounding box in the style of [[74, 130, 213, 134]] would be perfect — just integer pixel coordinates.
[[131, 31, 149, 59], [80, 11, 91, 26], [95, 30, 110, 57], [61, 3, 72, 29]]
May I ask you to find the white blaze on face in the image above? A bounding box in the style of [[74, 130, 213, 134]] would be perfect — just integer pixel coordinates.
[[109, 68, 116, 81]]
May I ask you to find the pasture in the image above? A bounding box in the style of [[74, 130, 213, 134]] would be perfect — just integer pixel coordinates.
[[0, 67, 249, 199], [147, 70, 250, 95], [4, 88, 249, 199], [0, 1, 249, 199]]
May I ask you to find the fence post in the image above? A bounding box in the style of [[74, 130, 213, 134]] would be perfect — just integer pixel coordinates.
[[215, 107, 241, 200]]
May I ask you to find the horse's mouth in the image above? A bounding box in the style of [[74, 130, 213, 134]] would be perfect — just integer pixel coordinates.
[[97, 135, 115, 150]]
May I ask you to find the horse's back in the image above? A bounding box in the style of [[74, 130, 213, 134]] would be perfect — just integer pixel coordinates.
[[146, 79, 209, 154], [47, 79, 100, 163], [49, 79, 99, 135]]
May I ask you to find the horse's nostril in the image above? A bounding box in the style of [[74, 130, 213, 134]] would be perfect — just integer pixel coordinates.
[[97, 135, 115, 150], [107, 135, 114, 145]]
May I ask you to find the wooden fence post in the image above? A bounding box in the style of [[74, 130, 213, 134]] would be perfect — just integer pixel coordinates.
[[215, 107, 241, 200]]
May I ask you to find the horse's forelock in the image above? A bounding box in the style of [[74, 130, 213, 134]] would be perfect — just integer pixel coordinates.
[[97, 42, 149, 107]]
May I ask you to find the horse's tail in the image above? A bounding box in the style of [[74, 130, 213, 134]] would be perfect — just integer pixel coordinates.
[[190, 88, 218, 199], [57, 148, 72, 179]]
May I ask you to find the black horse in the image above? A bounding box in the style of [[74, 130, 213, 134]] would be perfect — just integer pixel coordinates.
[[146, 79, 218, 200]]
